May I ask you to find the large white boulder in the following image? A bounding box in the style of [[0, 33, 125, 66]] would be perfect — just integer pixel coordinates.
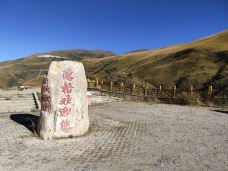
[[37, 61, 89, 139]]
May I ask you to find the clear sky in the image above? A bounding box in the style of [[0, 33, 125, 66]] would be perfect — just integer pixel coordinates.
[[0, 0, 227, 61]]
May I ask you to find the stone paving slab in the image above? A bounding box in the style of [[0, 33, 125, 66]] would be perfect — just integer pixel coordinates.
[[0, 102, 228, 171]]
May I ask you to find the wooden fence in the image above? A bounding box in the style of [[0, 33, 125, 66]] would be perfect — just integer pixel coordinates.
[[87, 78, 228, 106]]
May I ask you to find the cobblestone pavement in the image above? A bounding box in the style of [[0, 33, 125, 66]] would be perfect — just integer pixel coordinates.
[[0, 102, 228, 171]]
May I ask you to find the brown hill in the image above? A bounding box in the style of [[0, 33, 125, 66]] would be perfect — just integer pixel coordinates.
[[0, 49, 116, 88], [88, 30, 228, 90], [0, 30, 227, 90]]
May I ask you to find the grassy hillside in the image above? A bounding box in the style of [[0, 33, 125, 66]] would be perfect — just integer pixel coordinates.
[[89, 30, 228, 90], [0, 30, 228, 91], [0, 49, 116, 89]]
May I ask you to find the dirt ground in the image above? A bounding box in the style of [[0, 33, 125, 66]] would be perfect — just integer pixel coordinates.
[[0, 101, 228, 171]]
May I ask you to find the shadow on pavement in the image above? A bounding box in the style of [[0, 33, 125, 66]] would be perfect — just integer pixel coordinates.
[[212, 110, 228, 115], [10, 114, 39, 133]]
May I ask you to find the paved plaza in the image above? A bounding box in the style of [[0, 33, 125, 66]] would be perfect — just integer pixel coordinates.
[[0, 93, 228, 170]]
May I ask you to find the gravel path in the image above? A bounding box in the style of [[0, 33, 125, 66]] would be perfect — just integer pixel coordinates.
[[0, 102, 228, 171]]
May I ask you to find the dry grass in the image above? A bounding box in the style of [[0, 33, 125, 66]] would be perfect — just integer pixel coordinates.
[[0, 30, 228, 90]]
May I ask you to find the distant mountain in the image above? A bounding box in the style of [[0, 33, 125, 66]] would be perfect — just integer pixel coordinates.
[[0, 49, 116, 88], [0, 30, 228, 91], [41, 49, 116, 60], [124, 49, 149, 54]]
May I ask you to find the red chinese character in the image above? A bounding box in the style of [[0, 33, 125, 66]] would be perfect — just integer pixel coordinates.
[[41, 95, 51, 102], [61, 81, 73, 94], [58, 106, 71, 116], [41, 86, 50, 94], [41, 103, 51, 112], [60, 119, 71, 132], [63, 69, 74, 81], [59, 95, 72, 105]]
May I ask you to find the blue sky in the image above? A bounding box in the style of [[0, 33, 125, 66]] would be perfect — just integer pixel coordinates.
[[0, 0, 227, 61]]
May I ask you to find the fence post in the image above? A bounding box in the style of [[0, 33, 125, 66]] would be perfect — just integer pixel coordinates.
[[101, 80, 104, 90], [109, 81, 113, 92], [158, 84, 162, 97], [96, 78, 99, 88], [208, 85, 213, 100], [189, 85, 193, 99], [120, 83, 124, 93], [132, 84, 136, 95], [173, 85, 176, 98], [144, 84, 149, 96]]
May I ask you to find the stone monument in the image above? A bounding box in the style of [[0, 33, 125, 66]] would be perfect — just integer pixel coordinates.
[[37, 61, 89, 139]]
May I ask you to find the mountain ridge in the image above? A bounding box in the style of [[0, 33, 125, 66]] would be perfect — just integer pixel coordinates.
[[0, 30, 227, 90]]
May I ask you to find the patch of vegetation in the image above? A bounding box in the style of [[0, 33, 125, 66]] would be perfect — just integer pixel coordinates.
[[127, 72, 133, 79]]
